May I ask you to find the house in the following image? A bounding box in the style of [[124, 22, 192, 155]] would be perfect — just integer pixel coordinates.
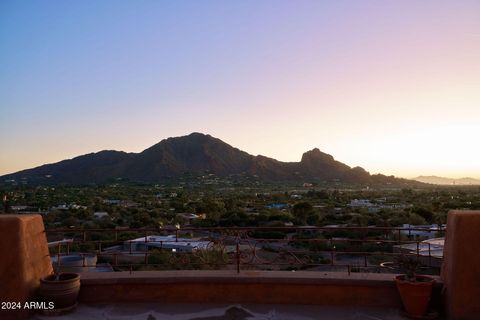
[[123, 235, 210, 253], [103, 199, 121, 205], [400, 224, 446, 238], [393, 238, 444, 267], [93, 212, 109, 219], [349, 199, 374, 208], [266, 203, 289, 210], [177, 213, 201, 224]]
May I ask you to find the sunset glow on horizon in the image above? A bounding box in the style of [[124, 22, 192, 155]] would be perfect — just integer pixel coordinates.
[[1, 1, 479, 179]]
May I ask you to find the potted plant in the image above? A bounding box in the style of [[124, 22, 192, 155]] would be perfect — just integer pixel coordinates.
[[394, 254, 435, 318], [38, 265, 81, 312]]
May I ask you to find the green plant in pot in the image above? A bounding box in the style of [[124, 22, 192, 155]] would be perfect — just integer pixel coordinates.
[[38, 264, 81, 312], [394, 254, 435, 318]]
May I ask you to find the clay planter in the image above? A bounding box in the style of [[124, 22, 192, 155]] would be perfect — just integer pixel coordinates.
[[39, 273, 81, 309], [395, 275, 434, 318]]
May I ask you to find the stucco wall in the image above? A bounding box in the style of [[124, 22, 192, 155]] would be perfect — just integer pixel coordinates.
[[0, 214, 53, 319], [78, 270, 443, 308], [442, 210, 480, 320]]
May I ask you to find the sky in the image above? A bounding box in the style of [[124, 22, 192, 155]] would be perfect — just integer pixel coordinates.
[[1, 1, 479, 179]]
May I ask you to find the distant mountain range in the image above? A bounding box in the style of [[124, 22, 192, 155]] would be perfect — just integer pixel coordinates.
[[413, 176, 480, 185], [1, 133, 422, 186]]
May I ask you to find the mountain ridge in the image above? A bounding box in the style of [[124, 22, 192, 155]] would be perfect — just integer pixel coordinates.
[[413, 176, 480, 185], [1, 132, 421, 186]]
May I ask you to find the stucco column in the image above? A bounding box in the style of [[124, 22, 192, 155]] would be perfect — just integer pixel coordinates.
[[0, 214, 53, 319], [441, 210, 480, 320]]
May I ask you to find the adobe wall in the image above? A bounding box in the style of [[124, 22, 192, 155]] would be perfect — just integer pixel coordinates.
[[442, 210, 480, 320], [78, 270, 443, 308], [0, 214, 53, 320]]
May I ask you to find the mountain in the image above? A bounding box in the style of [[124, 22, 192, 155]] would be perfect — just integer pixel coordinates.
[[1, 132, 420, 186], [413, 176, 480, 185]]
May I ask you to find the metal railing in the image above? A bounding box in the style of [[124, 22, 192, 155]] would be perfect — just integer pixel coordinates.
[[46, 226, 445, 275]]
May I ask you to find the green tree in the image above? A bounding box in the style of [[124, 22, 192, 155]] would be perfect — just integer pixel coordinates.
[[292, 202, 313, 225], [413, 207, 434, 223]]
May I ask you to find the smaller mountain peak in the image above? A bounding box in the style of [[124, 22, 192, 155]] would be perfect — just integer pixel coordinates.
[[159, 132, 214, 144], [181, 132, 217, 142], [188, 132, 210, 137], [352, 166, 368, 173], [301, 148, 334, 163]]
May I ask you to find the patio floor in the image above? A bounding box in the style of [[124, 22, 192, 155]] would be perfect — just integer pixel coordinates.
[[33, 303, 409, 320]]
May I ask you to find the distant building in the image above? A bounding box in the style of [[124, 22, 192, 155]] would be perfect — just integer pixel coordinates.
[[51, 204, 69, 211], [122, 235, 210, 253], [51, 203, 87, 211], [177, 213, 203, 224], [400, 224, 446, 238], [349, 199, 374, 208], [266, 203, 289, 209], [10, 205, 29, 211], [120, 201, 139, 208], [393, 238, 444, 267], [103, 199, 121, 205], [103, 199, 138, 207], [70, 204, 87, 210], [348, 199, 412, 213], [93, 212, 109, 219]]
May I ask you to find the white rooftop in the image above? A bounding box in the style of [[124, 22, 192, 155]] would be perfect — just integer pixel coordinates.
[[127, 235, 211, 250]]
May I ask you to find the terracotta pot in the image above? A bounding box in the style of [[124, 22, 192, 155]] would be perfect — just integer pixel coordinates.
[[39, 273, 81, 309], [395, 274, 434, 317]]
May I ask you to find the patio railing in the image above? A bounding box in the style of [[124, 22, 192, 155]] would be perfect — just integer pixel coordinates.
[[46, 226, 444, 274]]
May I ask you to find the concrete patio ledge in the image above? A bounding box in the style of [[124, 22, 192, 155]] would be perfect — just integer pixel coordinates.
[[80, 270, 437, 285], [78, 271, 442, 308]]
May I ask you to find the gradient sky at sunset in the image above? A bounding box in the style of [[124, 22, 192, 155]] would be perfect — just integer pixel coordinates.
[[1, 1, 479, 178]]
